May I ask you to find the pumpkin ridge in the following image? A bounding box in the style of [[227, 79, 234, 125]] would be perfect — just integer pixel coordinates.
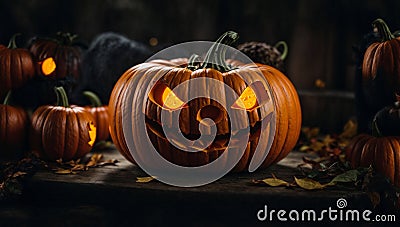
[[388, 138, 400, 186], [42, 108, 66, 160], [362, 43, 378, 79], [15, 51, 24, 87], [63, 109, 76, 160], [271, 82, 292, 162]]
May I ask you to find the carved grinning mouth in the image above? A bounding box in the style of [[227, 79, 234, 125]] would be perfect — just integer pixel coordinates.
[[145, 116, 262, 152]]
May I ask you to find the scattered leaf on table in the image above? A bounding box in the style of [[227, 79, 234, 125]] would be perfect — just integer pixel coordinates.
[[262, 178, 290, 187], [54, 169, 76, 175], [328, 169, 360, 186], [71, 164, 88, 171], [86, 153, 104, 167], [294, 177, 327, 190], [136, 176, 156, 183], [339, 120, 357, 139], [11, 171, 28, 178], [97, 159, 119, 167]]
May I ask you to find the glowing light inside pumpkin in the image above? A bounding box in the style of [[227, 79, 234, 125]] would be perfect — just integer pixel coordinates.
[[233, 86, 257, 110], [88, 122, 96, 146], [162, 87, 185, 110], [41, 57, 56, 76]]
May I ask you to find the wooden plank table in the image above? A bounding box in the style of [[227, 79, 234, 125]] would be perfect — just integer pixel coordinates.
[[0, 146, 390, 226]]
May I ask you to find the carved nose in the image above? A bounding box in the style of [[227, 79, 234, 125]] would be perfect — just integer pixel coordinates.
[[196, 105, 224, 126]]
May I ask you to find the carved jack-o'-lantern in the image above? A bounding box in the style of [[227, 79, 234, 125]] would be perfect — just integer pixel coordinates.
[[109, 32, 302, 172]]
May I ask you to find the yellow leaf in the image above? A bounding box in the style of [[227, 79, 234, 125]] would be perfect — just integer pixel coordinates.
[[86, 153, 103, 167], [136, 176, 156, 183], [340, 120, 357, 139], [294, 177, 327, 190], [12, 171, 27, 178], [71, 164, 88, 171], [299, 145, 310, 152], [54, 169, 74, 174], [262, 178, 289, 187], [309, 141, 325, 152]]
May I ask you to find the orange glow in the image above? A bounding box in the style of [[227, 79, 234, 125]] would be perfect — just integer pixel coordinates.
[[41, 57, 56, 76], [233, 86, 257, 110], [162, 86, 185, 110], [88, 122, 97, 146]]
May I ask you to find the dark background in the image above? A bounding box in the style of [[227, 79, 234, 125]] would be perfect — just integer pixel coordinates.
[[1, 0, 399, 90], [1, 0, 400, 131]]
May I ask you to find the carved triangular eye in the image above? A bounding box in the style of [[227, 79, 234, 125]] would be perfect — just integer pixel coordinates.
[[231, 81, 269, 111], [149, 81, 186, 110]]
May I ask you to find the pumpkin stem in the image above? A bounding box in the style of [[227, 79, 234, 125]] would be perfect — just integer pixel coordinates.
[[201, 31, 239, 72], [274, 41, 288, 61], [56, 32, 78, 45], [83, 91, 102, 107], [372, 18, 395, 41], [3, 90, 12, 105], [54, 86, 69, 107], [187, 54, 201, 71], [7, 33, 21, 49]]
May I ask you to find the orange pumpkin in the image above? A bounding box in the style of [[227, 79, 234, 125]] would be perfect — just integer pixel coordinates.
[[346, 134, 400, 187], [29, 32, 83, 81], [0, 34, 35, 96], [0, 91, 29, 159], [83, 91, 110, 142], [362, 18, 400, 111], [30, 87, 96, 161], [108, 31, 302, 172]]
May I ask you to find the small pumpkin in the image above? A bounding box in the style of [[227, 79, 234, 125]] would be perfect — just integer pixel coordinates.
[[346, 103, 400, 187], [30, 87, 96, 161], [109, 31, 302, 171], [345, 134, 400, 187], [0, 91, 29, 159], [0, 34, 35, 96], [373, 95, 400, 136], [362, 18, 400, 113], [83, 91, 110, 142], [29, 32, 84, 81]]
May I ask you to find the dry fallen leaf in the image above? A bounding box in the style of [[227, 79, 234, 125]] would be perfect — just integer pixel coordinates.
[[54, 168, 76, 175], [11, 171, 28, 178], [262, 178, 290, 187], [339, 119, 357, 139], [71, 164, 88, 171], [86, 153, 104, 167], [294, 177, 327, 190], [97, 159, 119, 167], [136, 176, 156, 183]]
